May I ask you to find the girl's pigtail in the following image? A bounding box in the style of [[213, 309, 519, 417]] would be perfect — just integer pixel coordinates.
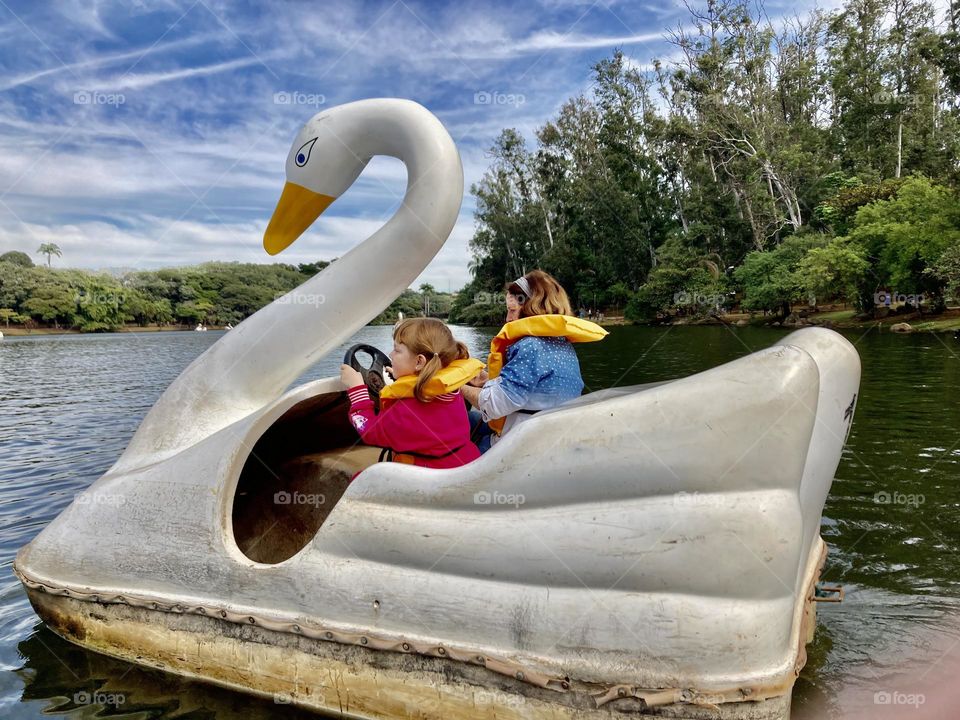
[[414, 352, 444, 403]]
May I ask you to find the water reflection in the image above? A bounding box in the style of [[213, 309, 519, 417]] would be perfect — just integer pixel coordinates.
[[13, 622, 325, 718]]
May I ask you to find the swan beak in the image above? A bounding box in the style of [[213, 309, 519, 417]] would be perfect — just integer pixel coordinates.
[[263, 182, 336, 255]]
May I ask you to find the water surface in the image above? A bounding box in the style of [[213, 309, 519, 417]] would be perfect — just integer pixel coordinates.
[[1, 325, 958, 718]]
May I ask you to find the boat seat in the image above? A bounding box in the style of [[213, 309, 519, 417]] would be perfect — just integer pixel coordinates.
[[233, 445, 383, 564], [292, 445, 384, 477]]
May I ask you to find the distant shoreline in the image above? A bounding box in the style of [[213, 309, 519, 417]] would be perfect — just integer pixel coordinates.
[[646, 307, 960, 335], [2, 308, 957, 338], [0, 325, 218, 336]]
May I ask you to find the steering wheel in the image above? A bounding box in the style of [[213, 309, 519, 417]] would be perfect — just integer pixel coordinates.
[[343, 343, 392, 399]]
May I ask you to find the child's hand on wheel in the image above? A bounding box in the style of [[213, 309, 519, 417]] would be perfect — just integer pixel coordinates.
[[340, 364, 364, 388]]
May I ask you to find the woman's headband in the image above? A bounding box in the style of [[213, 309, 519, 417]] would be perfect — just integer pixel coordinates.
[[513, 275, 532, 298]]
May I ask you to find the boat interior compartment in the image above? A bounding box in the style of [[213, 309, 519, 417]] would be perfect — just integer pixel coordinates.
[[231, 391, 381, 564], [231, 381, 668, 564]]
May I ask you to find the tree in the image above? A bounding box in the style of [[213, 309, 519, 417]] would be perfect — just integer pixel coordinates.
[[0, 250, 33, 267], [826, 0, 893, 179], [297, 260, 331, 276], [734, 236, 826, 314], [21, 279, 76, 329], [36, 243, 62, 268], [0, 308, 24, 327], [798, 236, 870, 306], [845, 175, 960, 308], [927, 242, 960, 301]]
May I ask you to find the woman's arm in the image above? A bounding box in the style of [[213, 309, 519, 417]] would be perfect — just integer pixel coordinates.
[[461, 383, 481, 407], [475, 340, 541, 421]]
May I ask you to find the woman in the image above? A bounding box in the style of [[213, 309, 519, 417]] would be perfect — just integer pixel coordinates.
[[460, 270, 607, 452]]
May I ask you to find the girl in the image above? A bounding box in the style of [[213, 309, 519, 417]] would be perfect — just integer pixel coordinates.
[[339, 318, 484, 469], [460, 270, 607, 452]]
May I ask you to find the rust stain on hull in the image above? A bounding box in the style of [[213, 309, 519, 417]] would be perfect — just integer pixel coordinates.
[[27, 589, 797, 720]]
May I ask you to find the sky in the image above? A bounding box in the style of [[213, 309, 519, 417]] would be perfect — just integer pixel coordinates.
[[0, 0, 854, 291]]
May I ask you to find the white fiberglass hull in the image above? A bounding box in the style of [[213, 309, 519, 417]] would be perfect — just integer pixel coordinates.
[[15, 326, 860, 718]]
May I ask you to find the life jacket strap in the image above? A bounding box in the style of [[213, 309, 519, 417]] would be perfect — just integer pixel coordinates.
[[378, 443, 467, 464]]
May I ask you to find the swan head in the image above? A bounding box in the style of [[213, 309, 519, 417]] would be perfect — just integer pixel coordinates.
[[264, 108, 371, 255]]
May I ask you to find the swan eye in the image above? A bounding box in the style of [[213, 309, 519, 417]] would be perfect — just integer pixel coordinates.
[[295, 138, 318, 167]]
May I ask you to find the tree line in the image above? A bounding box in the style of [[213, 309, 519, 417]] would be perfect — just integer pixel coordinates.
[[449, 0, 960, 324], [0, 251, 453, 332]]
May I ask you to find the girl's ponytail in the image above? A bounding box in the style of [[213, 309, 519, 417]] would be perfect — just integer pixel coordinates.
[[414, 352, 444, 403], [394, 318, 473, 403]]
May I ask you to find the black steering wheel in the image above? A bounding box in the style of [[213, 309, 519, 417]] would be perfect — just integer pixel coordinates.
[[343, 343, 392, 400]]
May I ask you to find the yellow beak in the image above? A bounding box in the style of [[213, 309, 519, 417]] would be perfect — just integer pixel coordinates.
[[263, 182, 336, 255]]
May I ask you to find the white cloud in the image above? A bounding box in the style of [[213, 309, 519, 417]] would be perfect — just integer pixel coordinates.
[[0, 34, 219, 92], [88, 55, 274, 92]]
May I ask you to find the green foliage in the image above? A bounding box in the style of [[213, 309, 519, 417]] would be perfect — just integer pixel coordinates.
[[0, 260, 456, 332], [927, 243, 960, 302], [845, 176, 960, 305], [735, 236, 828, 313], [0, 251, 33, 267], [448, 280, 507, 325], [815, 177, 905, 235], [798, 236, 870, 306], [626, 239, 730, 320], [0, 308, 25, 326]]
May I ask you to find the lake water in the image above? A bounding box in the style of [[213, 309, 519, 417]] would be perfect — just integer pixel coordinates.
[[1, 325, 959, 718]]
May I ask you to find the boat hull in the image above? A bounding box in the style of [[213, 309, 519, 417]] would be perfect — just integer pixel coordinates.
[[15, 327, 860, 719], [24, 581, 804, 719]]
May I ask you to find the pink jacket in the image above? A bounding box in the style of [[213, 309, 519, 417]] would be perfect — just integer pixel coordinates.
[[347, 385, 480, 469]]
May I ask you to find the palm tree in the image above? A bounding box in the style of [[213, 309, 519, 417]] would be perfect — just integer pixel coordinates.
[[37, 243, 62, 268]]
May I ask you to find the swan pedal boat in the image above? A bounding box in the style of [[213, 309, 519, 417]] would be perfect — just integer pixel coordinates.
[[14, 99, 860, 719]]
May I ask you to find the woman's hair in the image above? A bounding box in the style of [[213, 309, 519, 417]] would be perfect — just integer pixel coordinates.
[[506, 269, 572, 318], [393, 318, 470, 403]]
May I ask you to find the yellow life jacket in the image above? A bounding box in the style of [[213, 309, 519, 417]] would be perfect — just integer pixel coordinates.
[[486, 315, 608, 434], [375, 357, 484, 465], [379, 357, 485, 401]]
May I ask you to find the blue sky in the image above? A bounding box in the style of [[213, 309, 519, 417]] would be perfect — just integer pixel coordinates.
[[0, 0, 840, 291]]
